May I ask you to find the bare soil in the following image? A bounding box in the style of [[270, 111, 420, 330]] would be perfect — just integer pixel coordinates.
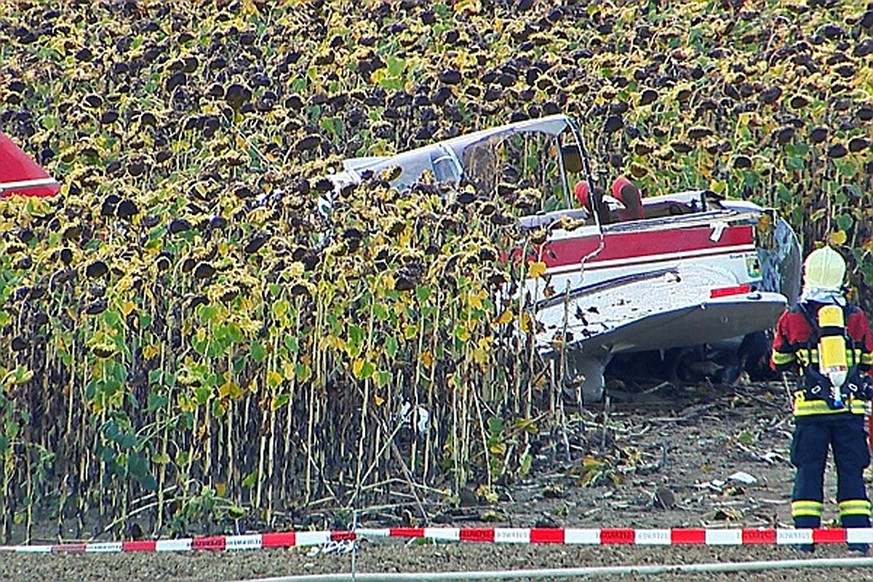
[[4, 380, 873, 581]]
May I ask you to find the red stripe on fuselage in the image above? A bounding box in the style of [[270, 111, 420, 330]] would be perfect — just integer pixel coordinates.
[[533, 224, 754, 269]]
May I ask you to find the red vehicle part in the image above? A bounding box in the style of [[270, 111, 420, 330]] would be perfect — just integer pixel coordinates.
[[0, 133, 59, 197]]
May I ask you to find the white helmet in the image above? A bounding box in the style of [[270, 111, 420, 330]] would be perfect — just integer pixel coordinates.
[[803, 246, 846, 292]]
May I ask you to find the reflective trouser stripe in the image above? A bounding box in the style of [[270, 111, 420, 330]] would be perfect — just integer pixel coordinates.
[[839, 499, 872, 517], [793, 402, 866, 416], [792, 500, 823, 517]]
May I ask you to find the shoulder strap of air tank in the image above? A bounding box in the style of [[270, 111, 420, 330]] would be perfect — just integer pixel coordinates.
[[796, 302, 820, 343], [843, 303, 859, 349]]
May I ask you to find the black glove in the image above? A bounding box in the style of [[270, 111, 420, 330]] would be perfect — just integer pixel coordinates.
[[845, 371, 873, 401]]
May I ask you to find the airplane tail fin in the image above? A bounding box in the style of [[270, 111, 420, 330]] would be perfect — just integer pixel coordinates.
[[0, 133, 60, 198]]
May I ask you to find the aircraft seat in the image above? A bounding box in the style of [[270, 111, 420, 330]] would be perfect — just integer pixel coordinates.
[[612, 176, 644, 221], [574, 180, 592, 210]]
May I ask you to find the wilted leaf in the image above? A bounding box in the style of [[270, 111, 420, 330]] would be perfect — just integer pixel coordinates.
[[829, 230, 848, 245], [528, 261, 547, 279]]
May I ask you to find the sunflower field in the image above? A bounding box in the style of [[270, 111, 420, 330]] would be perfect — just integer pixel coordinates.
[[1, 0, 872, 542]]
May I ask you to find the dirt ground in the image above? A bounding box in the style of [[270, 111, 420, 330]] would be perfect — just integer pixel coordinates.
[[5, 380, 873, 581]]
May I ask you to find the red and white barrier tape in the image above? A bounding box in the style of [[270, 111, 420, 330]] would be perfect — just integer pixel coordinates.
[[0, 531, 353, 554], [361, 527, 873, 545], [3, 527, 873, 553]]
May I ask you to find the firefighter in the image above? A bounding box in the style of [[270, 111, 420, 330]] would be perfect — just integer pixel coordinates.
[[771, 245, 873, 552]]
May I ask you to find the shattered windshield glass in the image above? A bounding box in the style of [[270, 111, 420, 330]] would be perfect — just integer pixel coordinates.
[[453, 132, 571, 211], [448, 118, 581, 212]]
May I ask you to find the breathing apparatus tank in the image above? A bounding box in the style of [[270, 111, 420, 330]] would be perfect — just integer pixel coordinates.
[[817, 304, 848, 408]]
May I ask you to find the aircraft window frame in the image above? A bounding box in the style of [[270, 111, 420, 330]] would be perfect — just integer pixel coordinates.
[[431, 144, 463, 184]]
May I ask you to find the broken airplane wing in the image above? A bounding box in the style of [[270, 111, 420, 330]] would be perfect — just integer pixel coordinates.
[[0, 132, 60, 197]]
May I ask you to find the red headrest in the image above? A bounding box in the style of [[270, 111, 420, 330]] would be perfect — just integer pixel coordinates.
[[611, 176, 633, 199], [611, 176, 643, 220], [574, 181, 591, 210]]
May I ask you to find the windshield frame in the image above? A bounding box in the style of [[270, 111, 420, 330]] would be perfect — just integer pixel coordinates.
[[331, 114, 595, 214]]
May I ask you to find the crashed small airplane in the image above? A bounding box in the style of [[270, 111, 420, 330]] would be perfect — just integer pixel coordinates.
[[2, 120, 800, 403], [329, 114, 802, 402], [0, 132, 60, 198]]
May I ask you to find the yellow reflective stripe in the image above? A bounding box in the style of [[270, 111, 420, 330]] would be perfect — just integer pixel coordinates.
[[797, 349, 811, 366], [842, 349, 871, 366], [792, 500, 823, 517], [793, 393, 867, 416], [839, 500, 872, 517], [772, 351, 795, 365]]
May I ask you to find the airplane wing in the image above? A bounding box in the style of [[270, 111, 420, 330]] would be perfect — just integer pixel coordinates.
[[0, 133, 59, 197], [342, 156, 392, 172], [534, 263, 788, 359]]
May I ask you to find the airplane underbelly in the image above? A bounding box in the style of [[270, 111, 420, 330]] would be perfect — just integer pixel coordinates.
[[534, 263, 787, 357], [604, 296, 787, 353]]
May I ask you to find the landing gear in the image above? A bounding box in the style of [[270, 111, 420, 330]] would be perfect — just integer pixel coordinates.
[[561, 352, 608, 404]]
